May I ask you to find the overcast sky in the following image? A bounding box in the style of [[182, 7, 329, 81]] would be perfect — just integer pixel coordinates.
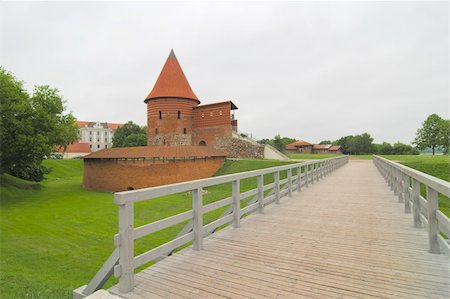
[[1, 1, 448, 144]]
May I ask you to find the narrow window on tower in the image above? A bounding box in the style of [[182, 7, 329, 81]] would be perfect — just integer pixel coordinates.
[[155, 128, 158, 135], [183, 128, 187, 134], [177, 111, 181, 119], [210, 112, 213, 117], [159, 111, 162, 119]]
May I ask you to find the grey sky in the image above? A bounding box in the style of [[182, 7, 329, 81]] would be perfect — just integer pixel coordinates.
[[1, 1, 448, 144]]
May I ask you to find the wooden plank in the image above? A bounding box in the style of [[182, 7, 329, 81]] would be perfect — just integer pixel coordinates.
[[118, 202, 134, 293], [240, 188, 258, 200], [427, 186, 440, 254], [263, 182, 275, 191], [232, 179, 240, 228], [241, 202, 259, 215], [192, 188, 203, 251], [436, 210, 450, 237], [203, 214, 233, 235], [83, 248, 119, 296], [437, 235, 450, 255], [203, 197, 232, 214], [257, 175, 264, 214], [134, 210, 193, 239], [133, 232, 194, 269]]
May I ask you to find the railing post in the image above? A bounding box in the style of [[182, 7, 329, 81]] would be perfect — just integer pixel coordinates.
[[232, 179, 241, 228], [118, 201, 134, 293], [312, 164, 315, 183], [297, 166, 302, 192], [257, 175, 264, 213], [274, 171, 280, 204], [412, 178, 422, 228], [192, 188, 203, 250], [403, 174, 411, 213], [398, 173, 404, 203], [305, 165, 309, 187], [393, 169, 399, 196], [287, 168, 292, 197], [389, 166, 393, 188], [426, 186, 440, 254]]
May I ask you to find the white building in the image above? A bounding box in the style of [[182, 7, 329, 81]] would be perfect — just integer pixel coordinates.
[[76, 121, 123, 152]]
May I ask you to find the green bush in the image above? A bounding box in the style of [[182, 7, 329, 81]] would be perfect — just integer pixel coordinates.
[[10, 163, 50, 182]]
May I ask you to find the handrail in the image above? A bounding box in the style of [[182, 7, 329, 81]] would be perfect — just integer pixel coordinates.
[[373, 155, 450, 257], [74, 155, 348, 298]]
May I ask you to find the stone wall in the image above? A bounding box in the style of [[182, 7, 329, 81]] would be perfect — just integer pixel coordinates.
[[216, 137, 264, 159]]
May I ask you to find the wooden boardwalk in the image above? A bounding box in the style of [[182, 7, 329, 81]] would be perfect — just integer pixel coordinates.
[[110, 160, 449, 299]]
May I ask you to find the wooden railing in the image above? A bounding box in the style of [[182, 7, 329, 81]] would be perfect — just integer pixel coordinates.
[[373, 155, 450, 255], [73, 155, 348, 298]]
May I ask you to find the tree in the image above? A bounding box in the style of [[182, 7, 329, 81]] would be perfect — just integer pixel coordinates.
[[319, 140, 332, 145], [112, 121, 147, 147], [0, 67, 79, 181], [334, 133, 373, 154], [123, 133, 147, 147], [413, 114, 448, 155]]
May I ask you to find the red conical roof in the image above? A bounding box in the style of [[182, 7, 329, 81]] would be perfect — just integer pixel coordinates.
[[145, 50, 199, 103]]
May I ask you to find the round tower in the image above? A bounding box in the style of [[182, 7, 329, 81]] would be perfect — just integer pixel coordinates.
[[145, 50, 200, 146]]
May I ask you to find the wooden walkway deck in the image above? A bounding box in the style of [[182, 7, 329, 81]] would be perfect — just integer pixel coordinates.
[[110, 160, 449, 299]]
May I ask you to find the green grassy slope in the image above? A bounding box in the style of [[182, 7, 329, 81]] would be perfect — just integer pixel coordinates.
[[0, 158, 294, 299]]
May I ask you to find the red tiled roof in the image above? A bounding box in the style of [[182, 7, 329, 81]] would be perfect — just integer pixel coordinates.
[[313, 144, 332, 150], [84, 146, 226, 159], [329, 145, 342, 151], [145, 50, 199, 103], [76, 121, 123, 132], [56, 142, 91, 153], [286, 140, 313, 150]]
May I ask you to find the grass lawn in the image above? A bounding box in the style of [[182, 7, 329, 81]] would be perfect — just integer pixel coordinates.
[[0, 158, 294, 299], [381, 155, 450, 217]]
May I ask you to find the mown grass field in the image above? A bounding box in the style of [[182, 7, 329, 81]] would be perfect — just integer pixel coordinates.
[[382, 155, 450, 216], [0, 158, 294, 299]]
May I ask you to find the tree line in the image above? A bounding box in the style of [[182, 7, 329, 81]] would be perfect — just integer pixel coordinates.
[[258, 114, 449, 155]]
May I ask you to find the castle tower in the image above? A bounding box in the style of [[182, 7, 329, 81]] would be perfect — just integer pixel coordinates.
[[145, 50, 200, 146]]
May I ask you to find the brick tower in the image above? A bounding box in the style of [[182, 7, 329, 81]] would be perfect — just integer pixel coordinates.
[[145, 50, 200, 146]]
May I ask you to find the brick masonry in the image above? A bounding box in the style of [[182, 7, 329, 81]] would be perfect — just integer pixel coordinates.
[[83, 157, 225, 192]]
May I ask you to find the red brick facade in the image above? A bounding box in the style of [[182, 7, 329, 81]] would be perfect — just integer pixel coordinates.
[[83, 157, 225, 192]]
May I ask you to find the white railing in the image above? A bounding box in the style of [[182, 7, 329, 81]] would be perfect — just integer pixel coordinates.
[[373, 155, 450, 256], [74, 155, 348, 298]]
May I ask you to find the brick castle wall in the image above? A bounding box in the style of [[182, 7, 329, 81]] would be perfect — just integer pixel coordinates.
[[83, 157, 225, 192], [147, 98, 198, 146]]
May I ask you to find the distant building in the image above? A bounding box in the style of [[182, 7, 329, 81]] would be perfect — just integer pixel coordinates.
[[286, 140, 343, 154], [76, 121, 123, 151], [55, 142, 91, 159], [286, 140, 313, 153]]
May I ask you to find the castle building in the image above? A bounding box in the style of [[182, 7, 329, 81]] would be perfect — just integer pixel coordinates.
[[82, 50, 243, 192], [145, 50, 238, 148]]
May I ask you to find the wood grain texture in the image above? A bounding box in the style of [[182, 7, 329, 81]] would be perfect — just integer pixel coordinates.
[[110, 160, 449, 299]]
